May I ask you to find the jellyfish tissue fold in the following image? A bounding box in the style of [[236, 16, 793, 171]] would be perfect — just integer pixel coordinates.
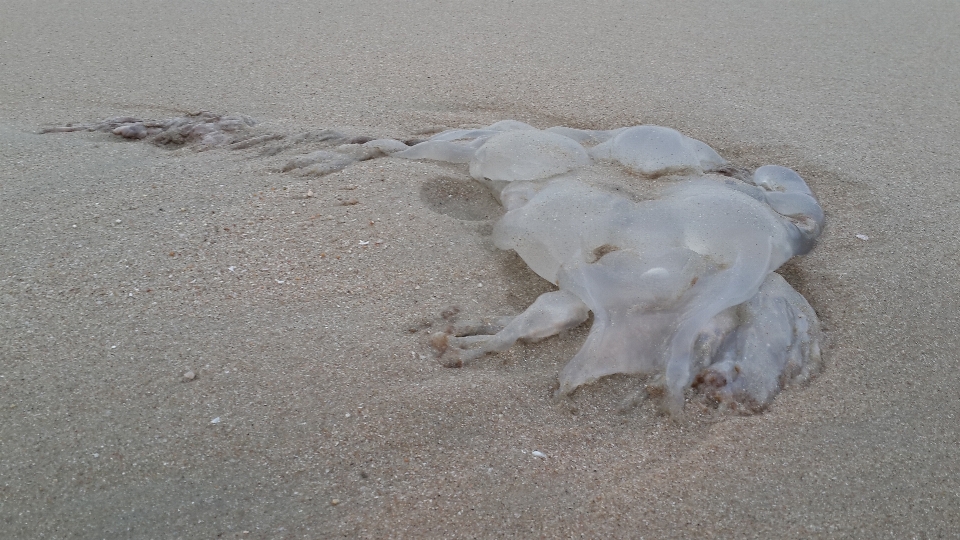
[[399, 121, 826, 415]]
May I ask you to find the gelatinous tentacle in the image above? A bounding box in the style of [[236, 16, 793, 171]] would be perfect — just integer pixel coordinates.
[[663, 241, 772, 415], [555, 284, 617, 393], [442, 290, 589, 360], [556, 248, 702, 393], [394, 138, 486, 164]]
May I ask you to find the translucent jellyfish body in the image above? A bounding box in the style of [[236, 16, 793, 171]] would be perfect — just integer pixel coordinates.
[[468, 130, 591, 182], [589, 125, 728, 176], [399, 120, 825, 415], [46, 113, 824, 414]]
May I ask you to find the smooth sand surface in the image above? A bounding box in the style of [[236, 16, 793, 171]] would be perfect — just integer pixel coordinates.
[[2, 1, 959, 537]]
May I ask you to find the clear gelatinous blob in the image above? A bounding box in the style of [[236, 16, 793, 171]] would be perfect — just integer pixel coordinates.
[[469, 130, 591, 182], [748, 165, 825, 254], [544, 126, 627, 146], [396, 119, 541, 165], [395, 137, 486, 164], [486, 120, 538, 132], [590, 125, 727, 177], [489, 176, 803, 412], [685, 137, 728, 172], [430, 129, 501, 142], [752, 165, 814, 195]]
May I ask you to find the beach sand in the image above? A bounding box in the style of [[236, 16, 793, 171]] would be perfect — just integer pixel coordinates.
[[2, 1, 958, 537]]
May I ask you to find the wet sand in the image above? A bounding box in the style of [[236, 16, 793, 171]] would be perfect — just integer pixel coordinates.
[[2, 1, 959, 537]]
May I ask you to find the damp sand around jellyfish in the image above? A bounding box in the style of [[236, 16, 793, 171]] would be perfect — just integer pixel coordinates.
[[44, 115, 825, 416]]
